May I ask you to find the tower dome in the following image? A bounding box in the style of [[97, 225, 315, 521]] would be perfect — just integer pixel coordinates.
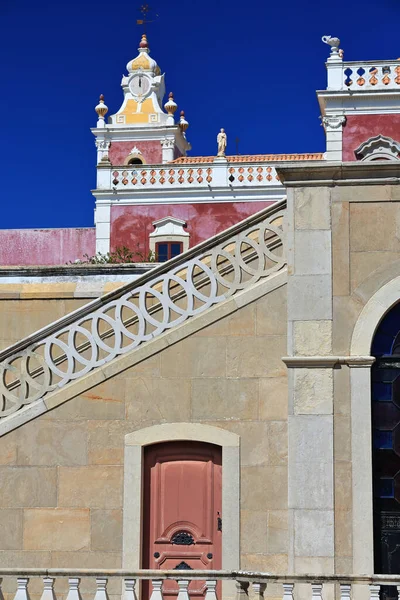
[[126, 34, 161, 75]]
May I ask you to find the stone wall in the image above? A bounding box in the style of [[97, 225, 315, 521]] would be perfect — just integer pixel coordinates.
[[0, 285, 288, 572]]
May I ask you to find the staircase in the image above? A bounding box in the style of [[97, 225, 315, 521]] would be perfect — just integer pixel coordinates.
[[0, 200, 286, 432]]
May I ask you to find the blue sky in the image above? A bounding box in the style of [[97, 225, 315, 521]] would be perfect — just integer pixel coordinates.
[[0, 0, 397, 228]]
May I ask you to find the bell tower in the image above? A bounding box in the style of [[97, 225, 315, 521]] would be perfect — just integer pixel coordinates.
[[92, 34, 191, 166]]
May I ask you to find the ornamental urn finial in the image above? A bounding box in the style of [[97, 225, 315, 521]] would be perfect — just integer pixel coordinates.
[[179, 110, 189, 132], [139, 33, 149, 50], [164, 92, 178, 116], [95, 94, 108, 119], [322, 35, 342, 59]]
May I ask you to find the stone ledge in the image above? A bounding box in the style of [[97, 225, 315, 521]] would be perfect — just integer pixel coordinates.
[[282, 355, 375, 368]]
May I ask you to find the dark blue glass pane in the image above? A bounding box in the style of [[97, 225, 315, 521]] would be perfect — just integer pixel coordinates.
[[372, 303, 400, 355], [157, 244, 168, 262], [373, 382, 394, 401], [379, 479, 395, 498], [374, 430, 393, 449], [170, 243, 182, 258]]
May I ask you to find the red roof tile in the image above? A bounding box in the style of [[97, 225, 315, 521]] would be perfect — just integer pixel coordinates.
[[171, 153, 324, 164]]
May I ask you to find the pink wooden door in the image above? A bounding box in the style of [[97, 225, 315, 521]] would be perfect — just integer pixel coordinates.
[[142, 441, 222, 598]]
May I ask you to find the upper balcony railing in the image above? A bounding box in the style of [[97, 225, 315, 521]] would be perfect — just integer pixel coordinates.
[[96, 163, 282, 191], [327, 58, 400, 91]]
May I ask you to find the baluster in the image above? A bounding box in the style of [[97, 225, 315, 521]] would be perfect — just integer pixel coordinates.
[[66, 578, 82, 600], [94, 579, 109, 600], [340, 584, 351, 600], [0, 578, 4, 600], [124, 579, 138, 600], [41, 578, 56, 600], [177, 580, 190, 600], [283, 583, 294, 600], [369, 585, 380, 600], [252, 583, 266, 600], [397, 585, 400, 600], [150, 580, 163, 600], [235, 581, 249, 600], [312, 584, 323, 600], [205, 581, 217, 600], [14, 578, 30, 600]]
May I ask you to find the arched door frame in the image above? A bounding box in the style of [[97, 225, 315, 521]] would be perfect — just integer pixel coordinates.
[[123, 423, 240, 571], [350, 275, 400, 574]]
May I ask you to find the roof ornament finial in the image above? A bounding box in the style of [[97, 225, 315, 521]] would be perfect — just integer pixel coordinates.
[[322, 35, 342, 61], [136, 4, 159, 37], [165, 92, 178, 116], [95, 94, 108, 128], [179, 110, 189, 134]]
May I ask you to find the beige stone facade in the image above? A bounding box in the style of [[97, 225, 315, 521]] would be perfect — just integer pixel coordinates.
[[1, 162, 400, 577]]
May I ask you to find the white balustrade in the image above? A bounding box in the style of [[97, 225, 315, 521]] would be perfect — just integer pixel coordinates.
[[3, 572, 400, 600], [0, 202, 286, 420], [97, 164, 281, 191], [327, 60, 400, 91], [40, 578, 56, 600]]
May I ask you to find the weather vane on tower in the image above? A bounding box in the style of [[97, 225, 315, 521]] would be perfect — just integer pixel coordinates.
[[136, 4, 159, 34]]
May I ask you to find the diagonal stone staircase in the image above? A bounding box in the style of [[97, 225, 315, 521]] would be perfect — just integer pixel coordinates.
[[0, 200, 286, 434]]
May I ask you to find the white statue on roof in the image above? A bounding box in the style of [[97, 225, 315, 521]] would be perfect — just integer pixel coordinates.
[[217, 128, 227, 157]]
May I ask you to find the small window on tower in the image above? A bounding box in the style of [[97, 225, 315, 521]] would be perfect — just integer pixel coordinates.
[[156, 242, 183, 262], [128, 157, 143, 165]]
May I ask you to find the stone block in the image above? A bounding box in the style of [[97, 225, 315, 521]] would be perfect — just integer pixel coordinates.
[[350, 202, 400, 252], [256, 286, 287, 336], [267, 421, 288, 466], [334, 415, 351, 461], [288, 275, 332, 320], [191, 379, 258, 421], [0, 429, 18, 464], [0, 467, 57, 507], [160, 337, 227, 378], [333, 366, 351, 416], [23, 508, 90, 551], [0, 509, 23, 549], [294, 231, 331, 276], [50, 551, 121, 568], [241, 466, 287, 510], [293, 368, 333, 415], [44, 379, 126, 421], [332, 295, 363, 355], [350, 251, 399, 292], [334, 461, 352, 511], [87, 420, 128, 466], [288, 415, 333, 510], [335, 509, 352, 557], [0, 550, 51, 567], [267, 510, 288, 554], [294, 509, 334, 557], [259, 377, 288, 421], [58, 466, 123, 508], [16, 420, 87, 466], [209, 421, 269, 466], [293, 321, 332, 356], [124, 354, 161, 378], [0, 300, 66, 341], [240, 509, 268, 553], [226, 336, 286, 378], [332, 201, 350, 297], [294, 556, 334, 574], [338, 185, 391, 204], [91, 509, 122, 552], [241, 553, 288, 573], [294, 187, 331, 230], [125, 377, 191, 422]]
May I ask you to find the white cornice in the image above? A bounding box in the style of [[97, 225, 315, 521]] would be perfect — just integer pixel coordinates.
[[282, 356, 375, 368]]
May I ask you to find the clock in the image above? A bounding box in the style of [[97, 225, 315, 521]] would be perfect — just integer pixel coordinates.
[[129, 75, 151, 98]]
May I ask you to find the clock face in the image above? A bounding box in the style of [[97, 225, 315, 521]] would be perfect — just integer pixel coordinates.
[[129, 75, 151, 98]]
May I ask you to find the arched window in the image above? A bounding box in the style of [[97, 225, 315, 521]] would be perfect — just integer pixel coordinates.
[[371, 302, 400, 588], [127, 157, 143, 165]]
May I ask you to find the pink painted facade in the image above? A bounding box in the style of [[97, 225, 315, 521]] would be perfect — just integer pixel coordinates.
[[0, 228, 96, 266], [110, 202, 272, 255], [343, 115, 400, 161], [109, 141, 162, 165]]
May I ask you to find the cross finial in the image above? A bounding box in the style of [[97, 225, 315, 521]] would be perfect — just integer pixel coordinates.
[[136, 4, 158, 34]]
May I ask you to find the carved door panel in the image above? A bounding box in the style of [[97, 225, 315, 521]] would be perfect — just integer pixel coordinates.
[[142, 441, 222, 599]]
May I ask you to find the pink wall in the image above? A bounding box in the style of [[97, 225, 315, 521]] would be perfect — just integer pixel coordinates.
[[110, 202, 272, 255], [343, 115, 400, 161], [109, 141, 162, 165], [0, 228, 96, 266]]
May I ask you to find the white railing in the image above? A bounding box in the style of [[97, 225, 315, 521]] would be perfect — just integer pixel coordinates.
[[2, 570, 400, 600], [96, 164, 281, 191], [0, 202, 285, 419], [328, 60, 400, 91]]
